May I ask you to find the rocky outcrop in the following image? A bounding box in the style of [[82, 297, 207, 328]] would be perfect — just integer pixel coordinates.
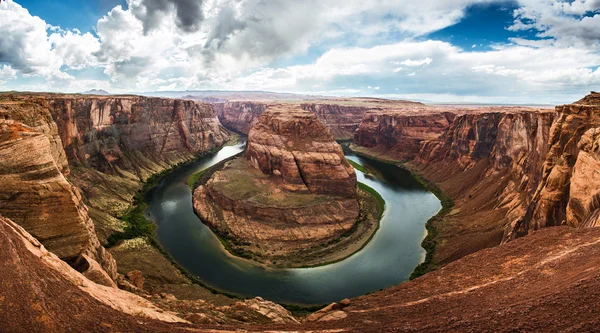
[[0, 93, 231, 288], [213, 101, 269, 134], [510, 93, 600, 236], [354, 109, 457, 161], [194, 106, 364, 264], [0, 214, 187, 332], [40, 95, 229, 179], [350, 106, 555, 264], [6, 210, 600, 332], [567, 128, 600, 228], [215, 98, 425, 140], [0, 93, 230, 242], [0, 102, 118, 286], [246, 106, 357, 197], [300, 103, 371, 140], [412, 109, 554, 262]]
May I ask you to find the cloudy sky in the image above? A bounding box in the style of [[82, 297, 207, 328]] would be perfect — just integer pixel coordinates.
[[1, 0, 599, 103]]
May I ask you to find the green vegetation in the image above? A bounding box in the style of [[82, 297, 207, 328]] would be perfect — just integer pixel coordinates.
[[347, 159, 369, 174], [408, 169, 454, 280], [187, 168, 207, 189], [103, 143, 249, 299], [358, 182, 385, 216]]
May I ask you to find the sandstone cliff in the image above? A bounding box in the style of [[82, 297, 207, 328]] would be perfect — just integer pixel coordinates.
[[353, 109, 456, 161], [5, 210, 600, 332], [511, 93, 600, 236], [0, 93, 231, 290], [213, 101, 269, 134], [246, 106, 357, 197], [0, 102, 117, 286], [350, 105, 555, 264], [567, 128, 600, 227], [410, 109, 554, 263], [215, 98, 424, 141], [0, 94, 230, 241], [194, 107, 369, 265]]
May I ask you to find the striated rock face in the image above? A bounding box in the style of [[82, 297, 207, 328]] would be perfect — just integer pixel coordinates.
[[0, 102, 117, 286], [0, 93, 231, 287], [246, 107, 357, 197], [40, 96, 229, 179], [506, 94, 600, 238], [0, 94, 229, 242], [213, 101, 269, 134], [194, 107, 361, 262], [7, 210, 600, 332], [354, 110, 457, 161], [214, 98, 424, 140], [0, 214, 189, 332], [300, 103, 371, 140], [412, 109, 554, 262], [567, 128, 600, 228]]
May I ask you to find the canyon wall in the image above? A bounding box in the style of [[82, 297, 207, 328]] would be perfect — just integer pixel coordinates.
[[7, 94, 230, 241], [213, 101, 269, 134], [410, 109, 555, 262], [509, 93, 600, 237], [353, 110, 457, 161], [214, 99, 424, 141], [246, 106, 357, 197], [0, 93, 231, 287], [0, 101, 117, 286], [352, 94, 600, 264], [300, 103, 371, 140]]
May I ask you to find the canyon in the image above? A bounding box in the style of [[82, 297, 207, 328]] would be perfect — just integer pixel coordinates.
[[193, 106, 381, 267], [1, 91, 600, 332], [213, 98, 424, 140], [0, 93, 230, 295]]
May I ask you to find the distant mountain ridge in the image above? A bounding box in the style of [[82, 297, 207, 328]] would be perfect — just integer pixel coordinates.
[[81, 89, 111, 95]]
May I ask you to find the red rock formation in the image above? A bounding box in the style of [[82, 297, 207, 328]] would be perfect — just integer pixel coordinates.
[[5, 210, 600, 332], [353, 109, 456, 161], [0, 102, 117, 286], [246, 106, 357, 197], [0, 93, 230, 243], [300, 103, 371, 140], [350, 105, 555, 264], [194, 107, 361, 262], [0, 93, 232, 286], [567, 128, 600, 227], [38, 96, 229, 178], [510, 93, 600, 236], [215, 98, 425, 140], [214, 101, 269, 134]]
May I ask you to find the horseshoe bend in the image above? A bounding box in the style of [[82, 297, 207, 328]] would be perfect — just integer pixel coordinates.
[[192, 106, 383, 268], [1, 90, 600, 332]]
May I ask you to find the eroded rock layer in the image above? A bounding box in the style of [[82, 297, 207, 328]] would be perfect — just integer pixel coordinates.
[[214, 98, 424, 140], [194, 107, 361, 262], [246, 106, 357, 197], [0, 93, 229, 242], [513, 93, 600, 235], [0, 93, 231, 289], [351, 105, 556, 264], [353, 109, 457, 161], [0, 102, 117, 286]]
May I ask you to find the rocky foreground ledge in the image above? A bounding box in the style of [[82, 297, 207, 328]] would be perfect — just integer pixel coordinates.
[[193, 106, 382, 267]]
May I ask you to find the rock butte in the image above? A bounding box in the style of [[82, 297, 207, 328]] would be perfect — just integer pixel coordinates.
[[193, 106, 370, 264], [2, 92, 600, 331]]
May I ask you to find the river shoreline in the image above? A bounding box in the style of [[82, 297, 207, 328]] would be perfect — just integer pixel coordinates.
[[188, 153, 385, 269], [346, 144, 455, 279], [116, 139, 440, 305]]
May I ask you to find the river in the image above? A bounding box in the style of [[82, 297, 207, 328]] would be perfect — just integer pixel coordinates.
[[145, 141, 441, 305]]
